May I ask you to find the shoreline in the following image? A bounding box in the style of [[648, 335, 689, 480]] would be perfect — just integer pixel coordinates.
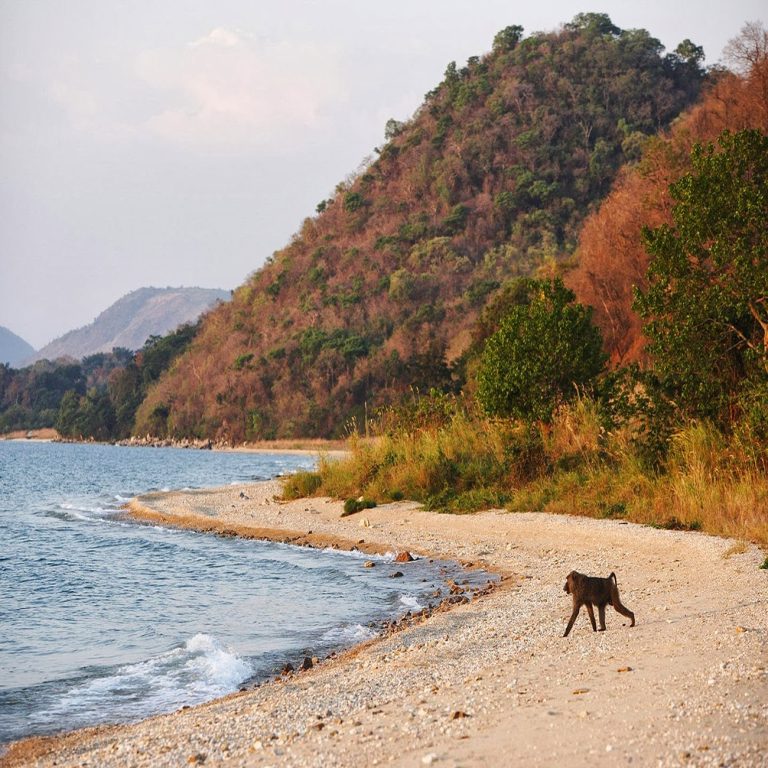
[[0, 430, 347, 456], [124, 487, 503, 570], [3, 481, 767, 767]]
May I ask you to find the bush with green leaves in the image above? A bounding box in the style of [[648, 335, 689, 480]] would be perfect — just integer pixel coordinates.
[[635, 129, 768, 426], [476, 279, 606, 421], [281, 471, 322, 500], [341, 497, 377, 516]]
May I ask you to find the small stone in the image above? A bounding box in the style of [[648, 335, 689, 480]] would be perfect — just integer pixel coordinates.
[[735, 626, 747, 633], [364, 561, 376, 568], [572, 688, 590, 695], [617, 666, 633, 673], [187, 754, 206, 764], [282, 662, 294, 674], [301, 656, 313, 671], [390, 571, 404, 579], [359, 517, 370, 528], [421, 754, 438, 765], [451, 710, 469, 719], [395, 551, 415, 562]]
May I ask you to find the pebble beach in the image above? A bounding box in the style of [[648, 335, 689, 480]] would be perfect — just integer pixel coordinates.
[[3, 479, 766, 767]]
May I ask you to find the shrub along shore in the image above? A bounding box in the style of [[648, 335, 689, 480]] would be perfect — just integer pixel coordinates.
[[284, 393, 768, 553]]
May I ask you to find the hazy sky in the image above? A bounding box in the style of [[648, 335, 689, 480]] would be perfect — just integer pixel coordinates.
[[1, 1, 764, 348]]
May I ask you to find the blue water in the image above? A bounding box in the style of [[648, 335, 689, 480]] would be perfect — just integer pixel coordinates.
[[0, 441, 487, 744]]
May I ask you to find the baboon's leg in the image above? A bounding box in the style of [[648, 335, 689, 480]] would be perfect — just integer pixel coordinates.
[[586, 603, 597, 631], [612, 597, 636, 626], [597, 603, 607, 631], [563, 605, 581, 637]]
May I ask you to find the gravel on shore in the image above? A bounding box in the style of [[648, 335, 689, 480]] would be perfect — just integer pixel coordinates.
[[3, 480, 766, 768]]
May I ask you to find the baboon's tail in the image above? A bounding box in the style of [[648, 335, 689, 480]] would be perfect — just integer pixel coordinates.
[[609, 571, 617, 584]]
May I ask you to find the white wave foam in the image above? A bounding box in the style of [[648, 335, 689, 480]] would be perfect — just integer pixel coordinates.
[[183, 634, 252, 692], [320, 547, 388, 562], [321, 623, 377, 645], [384, 551, 421, 561], [29, 633, 253, 728], [60, 502, 108, 515], [399, 594, 423, 611], [57, 502, 131, 526]]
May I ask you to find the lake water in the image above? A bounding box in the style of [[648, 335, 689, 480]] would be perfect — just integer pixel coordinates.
[[0, 441, 486, 744]]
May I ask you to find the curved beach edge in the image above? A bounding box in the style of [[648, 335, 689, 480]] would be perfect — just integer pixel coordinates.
[[3, 480, 766, 768]]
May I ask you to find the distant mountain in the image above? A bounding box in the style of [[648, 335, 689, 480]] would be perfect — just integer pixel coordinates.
[[0, 326, 36, 366], [29, 287, 230, 363]]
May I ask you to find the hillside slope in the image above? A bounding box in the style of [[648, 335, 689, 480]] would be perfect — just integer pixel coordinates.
[[136, 14, 704, 441], [30, 287, 229, 363], [0, 326, 35, 366], [567, 28, 768, 364]]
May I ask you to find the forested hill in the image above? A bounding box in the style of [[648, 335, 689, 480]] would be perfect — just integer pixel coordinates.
[[136, 13, 705, 441], [567, 27, 768, 366]]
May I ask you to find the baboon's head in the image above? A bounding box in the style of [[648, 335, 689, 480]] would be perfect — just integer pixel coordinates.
[[564, 571, 578, 594]]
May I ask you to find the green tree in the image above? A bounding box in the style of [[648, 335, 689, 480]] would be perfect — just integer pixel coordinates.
[[55, 390, 82, 437], [635, 129, 768, 422], [108, 363, 143, 438], [673, 39, 705, 66], [566, 13, 620, 37], [476, 279, 606, 421], [384, 118, 404, 140], [77, 388, 116, 440], [139, 323, 199, 385], [492, 25, 524, 52]]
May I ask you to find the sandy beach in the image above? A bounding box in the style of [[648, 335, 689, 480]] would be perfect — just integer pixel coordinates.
[[3, 480, 766, 767]]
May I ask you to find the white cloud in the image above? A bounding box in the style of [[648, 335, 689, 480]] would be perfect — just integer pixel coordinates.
[[42, 27, 347, 152], [190, 27, 250, 48], [49, 79, 99, 131], [136, 28, 347, 149]]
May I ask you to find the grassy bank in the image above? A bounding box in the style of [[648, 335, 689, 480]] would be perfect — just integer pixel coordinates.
[[283, 395, 768, 551]]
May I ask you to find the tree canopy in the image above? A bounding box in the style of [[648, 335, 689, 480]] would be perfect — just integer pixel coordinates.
[[476, 279, 606, 421], [635, 129, 768, 422]]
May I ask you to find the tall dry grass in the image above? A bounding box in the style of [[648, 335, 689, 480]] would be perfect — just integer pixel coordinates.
[[285, 397, 768, 550], [646, 424, 768, 544], [315, 404, 520, 512]]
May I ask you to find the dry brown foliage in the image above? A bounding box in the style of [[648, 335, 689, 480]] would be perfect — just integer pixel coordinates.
[[567, 24, 768, 365], [134, 20, 704, 441]]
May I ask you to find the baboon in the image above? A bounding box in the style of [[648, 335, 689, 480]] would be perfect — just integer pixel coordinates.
[[563, 570, 635, 637]]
